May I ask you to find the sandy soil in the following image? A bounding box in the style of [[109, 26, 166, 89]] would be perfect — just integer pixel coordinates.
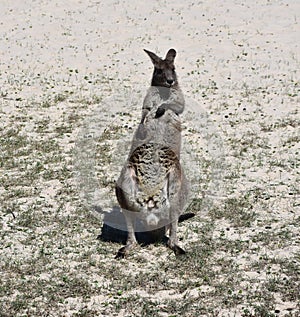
[[0, 1, 299, 316]]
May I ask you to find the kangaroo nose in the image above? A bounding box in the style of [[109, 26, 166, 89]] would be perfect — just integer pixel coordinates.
[[167, 79, 174, 85]]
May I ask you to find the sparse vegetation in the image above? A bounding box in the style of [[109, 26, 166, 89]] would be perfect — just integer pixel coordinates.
[[0, 1, 299, 316]]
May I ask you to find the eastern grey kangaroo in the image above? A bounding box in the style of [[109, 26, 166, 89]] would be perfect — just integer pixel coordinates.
[[115, 49, 190, 258]]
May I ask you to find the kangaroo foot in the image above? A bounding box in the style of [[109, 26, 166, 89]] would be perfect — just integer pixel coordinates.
[[115, 246, 127, 259], [171, 244, 186, 256], [115, 242, 137, 259], [178, 212, 195, 223], [167, 239, 186, 256]]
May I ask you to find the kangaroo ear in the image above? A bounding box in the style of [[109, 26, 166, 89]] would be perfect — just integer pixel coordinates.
[[144, 49, 162, 66], [165, 49, 176, 63]]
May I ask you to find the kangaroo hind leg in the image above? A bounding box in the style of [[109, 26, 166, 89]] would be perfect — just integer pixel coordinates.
[[115, 210, 137, 258], [115, 166, 139, 259]]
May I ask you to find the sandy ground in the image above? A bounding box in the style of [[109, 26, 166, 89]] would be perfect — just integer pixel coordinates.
[[0, 1, 299, 316]]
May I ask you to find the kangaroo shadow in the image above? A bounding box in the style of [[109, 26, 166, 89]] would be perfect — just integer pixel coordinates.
[[95, 205, 167, 246], [94, 205, 195, 247]]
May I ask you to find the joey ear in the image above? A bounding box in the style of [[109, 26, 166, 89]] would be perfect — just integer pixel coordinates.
[[165, 49, 176, 63], [144, 49, 162, 66]]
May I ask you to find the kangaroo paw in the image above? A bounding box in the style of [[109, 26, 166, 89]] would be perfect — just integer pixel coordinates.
[[155, 107, 165, 118]]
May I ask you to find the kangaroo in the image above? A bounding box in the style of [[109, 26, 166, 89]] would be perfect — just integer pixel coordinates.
[[115, 49, 190, 258]]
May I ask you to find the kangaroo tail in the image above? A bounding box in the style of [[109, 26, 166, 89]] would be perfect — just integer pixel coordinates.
[[178, 212, 195, 223]]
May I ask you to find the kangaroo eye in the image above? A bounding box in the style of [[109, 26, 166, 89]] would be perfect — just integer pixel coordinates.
[[155, 68, 163, 75]]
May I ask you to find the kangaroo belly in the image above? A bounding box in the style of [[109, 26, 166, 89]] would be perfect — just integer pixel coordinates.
[[130, 143, 179, 193], [116, 143, 182, 225]]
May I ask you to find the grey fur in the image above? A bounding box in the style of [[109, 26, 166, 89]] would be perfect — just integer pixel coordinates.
[[115, 49, 189, 258]]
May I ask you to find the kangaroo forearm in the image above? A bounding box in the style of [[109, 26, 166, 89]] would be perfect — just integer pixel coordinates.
[[140, 109, 149, 123], [161, 102, 184, 115]]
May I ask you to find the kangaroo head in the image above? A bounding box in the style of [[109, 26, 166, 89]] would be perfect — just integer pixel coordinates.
[[144, 49, 178, 88]]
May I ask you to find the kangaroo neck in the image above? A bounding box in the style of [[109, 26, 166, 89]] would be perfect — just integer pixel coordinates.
[[151, 85, 178, 100]]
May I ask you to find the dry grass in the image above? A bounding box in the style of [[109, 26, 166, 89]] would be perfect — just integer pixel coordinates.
[[1, 1, 299, 316]]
